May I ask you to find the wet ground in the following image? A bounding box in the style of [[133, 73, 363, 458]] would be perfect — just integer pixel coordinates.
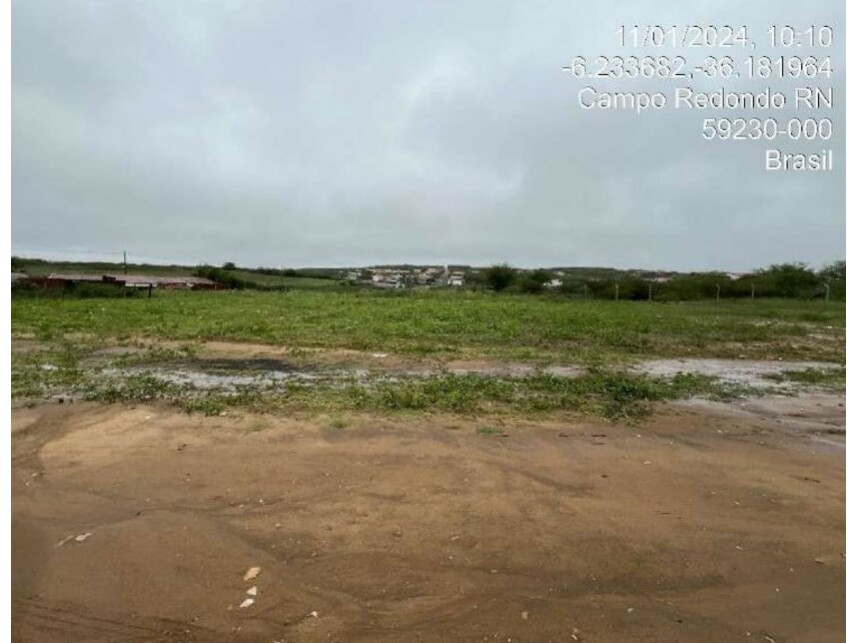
[[12, 390, 845, 642], [91, 352, 842, 394]]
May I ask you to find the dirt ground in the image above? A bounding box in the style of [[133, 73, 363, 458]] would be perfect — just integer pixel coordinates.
[[12, 395, 844, 642]]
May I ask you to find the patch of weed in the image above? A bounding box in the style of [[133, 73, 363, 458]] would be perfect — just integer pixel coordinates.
[[477, 427, 503, 436], [765, 367, 845, 388]]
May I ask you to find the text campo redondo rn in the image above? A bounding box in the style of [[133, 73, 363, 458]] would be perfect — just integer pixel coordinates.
[[576, 87, 833, 172], [568, 24, 837, 172]]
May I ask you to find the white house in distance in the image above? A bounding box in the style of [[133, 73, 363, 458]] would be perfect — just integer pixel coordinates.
[[371, 270, 404, 289], [345, 265, 471, 288], [448, 272, 466, 287]]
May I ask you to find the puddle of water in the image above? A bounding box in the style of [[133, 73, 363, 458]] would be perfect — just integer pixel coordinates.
[[184, 358, 299, 373], [99, 358, 841, 394], [632, 358, 841, 388], [101, 366, 349, 391]]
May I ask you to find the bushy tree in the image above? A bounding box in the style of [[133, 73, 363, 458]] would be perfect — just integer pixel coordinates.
[[483, 264, 517, 292], [659, 273, 730, 301], [520, 269, 553, 294], [818, 260, 845, 299], [195, 265, 254, 289], [753, 263, 819, 298], [819, 260, 845, 283]]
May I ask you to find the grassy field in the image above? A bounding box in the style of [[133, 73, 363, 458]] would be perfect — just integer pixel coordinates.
[[229, 271, 343, 289], [12, 290, 845, 419], [12, 289, 845, 363]]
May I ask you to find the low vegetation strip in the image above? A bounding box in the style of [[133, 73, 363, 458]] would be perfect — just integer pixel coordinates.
[[11, 291, 845, 363], [13, 340, 843, 421], [13, 356, 745, 421], [12, 290, 844, 421]]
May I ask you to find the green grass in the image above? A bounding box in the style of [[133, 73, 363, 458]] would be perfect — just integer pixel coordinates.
[[12, 290, 845, 364], [764, 367, 846, 388], [9, 349, 751, 421], [477, 427, 504, 436], [11, 290, 844, 421], [327, 414, 348, 430], [229, 270, 343, 290]]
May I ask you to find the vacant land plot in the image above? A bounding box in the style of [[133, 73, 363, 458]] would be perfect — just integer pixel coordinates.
[[11, 291, 845, 641], [12, 291, 845, 363], [12, 398, 845, 642], [12, 292, 845, 419]]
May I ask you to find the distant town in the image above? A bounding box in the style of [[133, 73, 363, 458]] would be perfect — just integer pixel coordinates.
[[341, 265, 751, 290], [12, 255, 841, 301], [11, 258, 745, 291]]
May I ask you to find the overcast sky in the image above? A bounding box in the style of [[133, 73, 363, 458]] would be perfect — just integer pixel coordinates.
[[12, 0, 844, 271]]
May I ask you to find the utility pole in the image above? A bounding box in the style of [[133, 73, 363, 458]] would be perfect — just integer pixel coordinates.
[[614, 282, 619, 301], [715, 283, 721, 304], [648, 283, 653, 302], [123, 251, 128, 275], [824, 282, 830, 303], [751, 284, 755, 301]]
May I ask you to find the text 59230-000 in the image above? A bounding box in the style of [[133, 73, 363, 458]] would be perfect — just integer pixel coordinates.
[[568, 24, 838, 172]]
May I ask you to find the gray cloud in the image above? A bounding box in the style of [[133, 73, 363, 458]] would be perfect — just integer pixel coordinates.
[[12, 0, 844, 270]]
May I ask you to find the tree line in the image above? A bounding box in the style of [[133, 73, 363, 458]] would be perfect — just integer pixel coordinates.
[[480, 261, 845, 301]]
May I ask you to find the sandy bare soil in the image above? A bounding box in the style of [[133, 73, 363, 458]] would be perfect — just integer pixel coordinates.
[[12, 397, 844, 642]]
